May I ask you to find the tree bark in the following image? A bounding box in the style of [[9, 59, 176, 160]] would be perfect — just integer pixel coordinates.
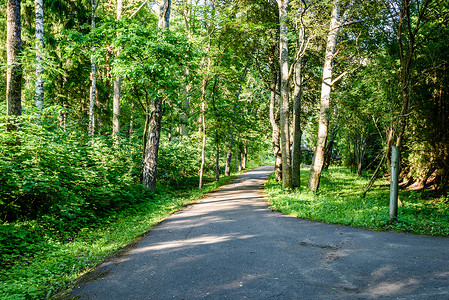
[[142, 97, 163, 190], [269, 56, 282, 182], [34, 0, 44, 109], [199, 72, 208, 189], [6, 0, 23, 131], [142, 0, 171, 190], [112, 0, 122, 142], [241, 145, 247, 170], [237, 145, 242, 172], [157, 0, 171, 29], [291, 55, 303, 188], [130, 100, 135, 136], [225, 134, 233, 176], [277, 0, 292, 189], [88, 0, 98, 138], [308, 0, 340, 191], [181, 0, 192, 136], [215, 138, 220, 182], [323, 124, 339, 169]]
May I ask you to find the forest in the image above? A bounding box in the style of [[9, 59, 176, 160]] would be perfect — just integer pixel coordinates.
[[1, 0, 449, 298]]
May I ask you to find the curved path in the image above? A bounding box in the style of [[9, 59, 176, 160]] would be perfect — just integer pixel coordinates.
[[69, 166, 449, 299]]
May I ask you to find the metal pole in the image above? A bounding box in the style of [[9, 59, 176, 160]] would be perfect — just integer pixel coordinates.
[[389, 146, 399, 221]]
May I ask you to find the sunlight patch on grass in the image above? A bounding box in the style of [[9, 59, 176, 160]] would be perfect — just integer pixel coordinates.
[[265, 167, 449, 237]]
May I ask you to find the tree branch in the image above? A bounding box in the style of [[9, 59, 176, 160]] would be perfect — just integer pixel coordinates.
[[130, 0, 149, 18]]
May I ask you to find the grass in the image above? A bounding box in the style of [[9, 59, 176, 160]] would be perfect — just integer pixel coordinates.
[[265, 166, 449, 237], [0, 174, 238, 300]]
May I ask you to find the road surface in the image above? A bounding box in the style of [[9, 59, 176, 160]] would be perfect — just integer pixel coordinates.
[[67, 166, 449, 299]]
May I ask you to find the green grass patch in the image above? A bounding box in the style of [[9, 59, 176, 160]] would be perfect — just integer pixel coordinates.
[[265, 167, 449, 237], [0, 175, 236, 300]]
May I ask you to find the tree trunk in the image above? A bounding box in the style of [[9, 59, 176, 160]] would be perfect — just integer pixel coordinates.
[[130, 86, 139, 136], [241, 145, 247, 170], [181, 0, 192, 136], [277, 0, 292, 189], [181, 68, 191, 136], [142, 0, 171, 190], [112, 0, 122, 142], [88, 0, 98, 138], [225, 134, 233, 176], [291, 56, 303, 188], [6, 0, 23, 131], [199, 75, 208, 189], [157, 0, 171, 29], [198, 27, 212, 189], [308, 0, 340, 191], [34, 0, 44, 109], [269, 60, 282, 182], [142, 97, 163, 190], [323, 124, 339, 169], [129, 100, 135, 136], [237, 146, 241, 172], [215, 138, 220, 182]]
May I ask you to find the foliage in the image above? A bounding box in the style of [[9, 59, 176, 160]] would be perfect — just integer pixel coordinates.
[[265, 167, 449, 237], [0, 107, 245, 299], [0, 108, 142, 227], [0, 173, 236, 299]]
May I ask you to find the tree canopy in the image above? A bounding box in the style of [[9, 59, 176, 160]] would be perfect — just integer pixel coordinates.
[[1, 0, 448, 221]]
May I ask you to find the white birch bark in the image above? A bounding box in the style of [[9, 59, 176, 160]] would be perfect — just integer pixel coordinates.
[[199, 82, 207, 189], [277, 0, 292, 189], [34, 0, 44, 109], [199, 29, 212, 189], [308, 0, 341, 191], [112, 0, 122, 141]]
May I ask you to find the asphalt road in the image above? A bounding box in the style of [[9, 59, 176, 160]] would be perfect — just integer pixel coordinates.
[[67, 166, 449, 299]]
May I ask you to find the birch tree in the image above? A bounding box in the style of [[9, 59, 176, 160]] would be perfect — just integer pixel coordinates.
[[88, 0, 100, 137], [198, 4, 214, 188], [6, 0, 23, 132], [198, 62, 210, 188], [34, 0, 44, 109], [277, 0, 292, 189], [308, 0, 352, 191]]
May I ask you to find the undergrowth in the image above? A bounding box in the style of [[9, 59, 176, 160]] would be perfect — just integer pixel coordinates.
[[265, 167, 449, 237], [0, 175, 235, 300], [0, 110, 248, 299]]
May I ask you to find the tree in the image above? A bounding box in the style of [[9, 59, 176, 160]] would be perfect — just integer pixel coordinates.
[[88, 0, 100, 137], [268, 46, 282, 182], [199, 32, 212, 189], [112, 0, 122, 142], [6, 0, 23, 131], [277, 0, 292, 189], [142, 0, 171, 190], [308, 0, 353, 191], [291, 0, 313, 188], [34, 0, 44, 109], [384, 0, 440, 159]]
